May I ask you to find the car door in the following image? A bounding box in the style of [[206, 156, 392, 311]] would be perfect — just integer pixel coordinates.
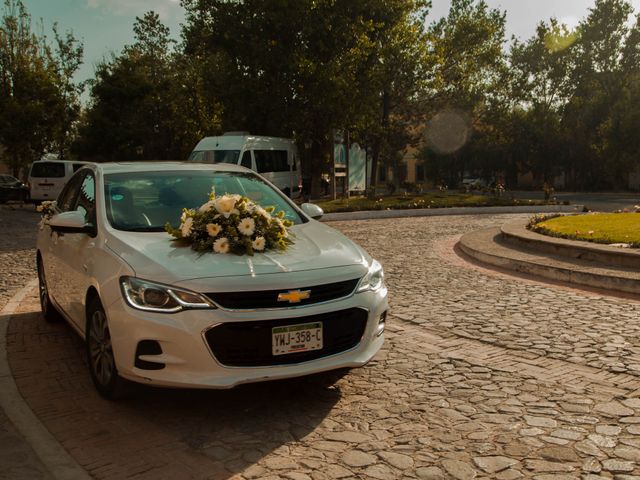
[[54, 172, 98, 329], [44, 172, 85, 311]]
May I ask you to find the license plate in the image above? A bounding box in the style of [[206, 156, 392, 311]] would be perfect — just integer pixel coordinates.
[[272, 322, 323, 356]]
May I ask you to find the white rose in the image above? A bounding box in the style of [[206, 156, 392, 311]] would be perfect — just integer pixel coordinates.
[[215, 195, 239, 218], [180, 217, 193, 237], [199, 201, 216, 213]]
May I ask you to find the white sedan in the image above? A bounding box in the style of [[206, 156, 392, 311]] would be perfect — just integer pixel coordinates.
[[36, 162, 387, 398]]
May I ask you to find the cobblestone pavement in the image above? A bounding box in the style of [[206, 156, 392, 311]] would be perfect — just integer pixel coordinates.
[[0, 204, 38, 307], [0, 204, 51, 480], [3, 212, 640, 479]]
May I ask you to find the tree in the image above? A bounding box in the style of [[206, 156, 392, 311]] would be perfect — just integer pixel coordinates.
[[50, 24, 84, 158], [563, 0, 638, 189], [0, 0, 81, 175], [74, 11, 220, 161], [418, 0, 507, 186], [181, 0, 429, 195], [508, 19, 577, 185]]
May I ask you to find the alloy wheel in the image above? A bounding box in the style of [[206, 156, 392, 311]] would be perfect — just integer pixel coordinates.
[[88, 309, 115, 387], [37, 261, 48, 313]]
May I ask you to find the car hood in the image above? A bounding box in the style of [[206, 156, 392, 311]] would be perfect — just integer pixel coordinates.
[[105, 220, 371, 285]]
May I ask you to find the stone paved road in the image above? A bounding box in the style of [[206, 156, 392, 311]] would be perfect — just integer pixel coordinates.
[[0, 204, 51, 480], [3, 212, 640, 479]]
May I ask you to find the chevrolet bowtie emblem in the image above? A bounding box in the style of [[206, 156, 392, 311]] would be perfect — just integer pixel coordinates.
[[277, 289, 311, 303]]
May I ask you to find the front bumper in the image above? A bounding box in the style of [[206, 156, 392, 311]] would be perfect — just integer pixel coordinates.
[[105, 286, 387, 389]]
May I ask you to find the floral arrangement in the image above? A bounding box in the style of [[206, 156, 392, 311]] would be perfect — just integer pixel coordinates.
[[36, 200, 56, 220], [526, 213, 563, 230], [165, 193, 293, 255], [36, 200, 57, 230]]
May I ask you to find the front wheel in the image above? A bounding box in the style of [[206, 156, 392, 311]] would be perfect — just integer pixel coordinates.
[[86, 297, 128, 399], [37, 257, 60, 322]]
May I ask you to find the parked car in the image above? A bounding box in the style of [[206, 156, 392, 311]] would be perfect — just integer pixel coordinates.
[[188, 132, 302, 198], [461, 177, 488, 188], [28, 159, 90, 202], [37, 162, 387, 398], [0, 174, 30, 203]]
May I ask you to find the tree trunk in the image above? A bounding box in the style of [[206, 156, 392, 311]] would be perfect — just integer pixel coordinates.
[[367, 90, 390, 199]]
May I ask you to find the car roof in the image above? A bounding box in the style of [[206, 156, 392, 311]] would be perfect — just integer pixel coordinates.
[[89, 161, 252, 175], [32, 160, 89, 164]]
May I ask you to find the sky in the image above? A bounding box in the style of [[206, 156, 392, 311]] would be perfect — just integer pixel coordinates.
[[22, 0, 640, 90]]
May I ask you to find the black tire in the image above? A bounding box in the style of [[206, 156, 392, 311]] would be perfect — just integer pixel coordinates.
[[37, 257, 61, 323], [282, 187, 291, 198], [86, 297, 128, 399]]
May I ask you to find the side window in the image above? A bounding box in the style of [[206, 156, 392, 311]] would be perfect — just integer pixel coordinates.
[[72, 163, 85, 172], [74, 174, 96, 224], [254, 150, 289, 173], [188, 151, 207, 163], [254, 151, 269, 173], [272, 151, 289, 172], [56, 172, 85, 212], [241, 151, 252, 169]]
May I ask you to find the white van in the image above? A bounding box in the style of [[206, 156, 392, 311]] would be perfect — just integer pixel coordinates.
[[188, 133, 302, 197], [28, 160, 90, 202]]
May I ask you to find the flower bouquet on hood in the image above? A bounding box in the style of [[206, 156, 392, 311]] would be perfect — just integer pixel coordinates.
[[165, 193, 294, 255], [36, 200, 56, 219]]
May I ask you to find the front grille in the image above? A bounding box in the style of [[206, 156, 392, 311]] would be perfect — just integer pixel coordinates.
[[204, 308, 368, 367], [205, 278, 360, 309]]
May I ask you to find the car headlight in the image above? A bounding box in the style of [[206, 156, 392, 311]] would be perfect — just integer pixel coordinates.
[[357, 259, 385, 293], [120, 276, 215, 313]]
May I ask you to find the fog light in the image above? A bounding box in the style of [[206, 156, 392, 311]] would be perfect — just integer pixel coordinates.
[[376, 311, 387, 337], [135, 340, 165, 370]]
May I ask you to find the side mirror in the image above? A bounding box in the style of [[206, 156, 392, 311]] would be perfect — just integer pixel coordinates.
[[300, 203, 324, 220], [48, 211, 96, 236]]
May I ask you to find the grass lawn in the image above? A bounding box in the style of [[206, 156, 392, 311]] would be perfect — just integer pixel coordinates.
[[533, 213, 640, 247], [315, 193, 546, 213]]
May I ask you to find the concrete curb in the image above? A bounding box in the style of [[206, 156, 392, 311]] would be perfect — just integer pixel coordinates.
[[459, 227, 640, 297], [0, 280, 92, 480], [501, 221, 640, 269], [321, 204, 583, 222]]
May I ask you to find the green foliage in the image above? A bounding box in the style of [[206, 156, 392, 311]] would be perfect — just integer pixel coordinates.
[[418, 0, 508, 187], [419, 0, 640, 192], [8, 0, 638, 194], [316, 192, 545, 213], [181, 0, 429, 194], [531, 212, 640, 247], [0, 0, 82, 174], [73, 11, 221, 161]]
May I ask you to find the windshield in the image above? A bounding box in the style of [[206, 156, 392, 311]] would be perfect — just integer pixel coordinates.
[[188, 150, 240, 164], [104, 170, 303, 231]]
